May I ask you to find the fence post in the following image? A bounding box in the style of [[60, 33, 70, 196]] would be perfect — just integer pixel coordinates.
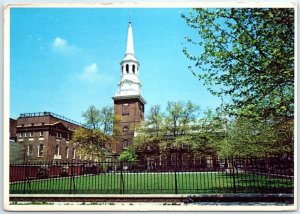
[[174, 168, 178, 194], [231, 158, 237, 194], [23, 161, 28, 194], [120, 161, 124, 194], [69, 162, 73, 194]]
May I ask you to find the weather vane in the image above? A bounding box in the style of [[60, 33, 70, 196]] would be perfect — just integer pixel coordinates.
[[129, 12, 132, 23]]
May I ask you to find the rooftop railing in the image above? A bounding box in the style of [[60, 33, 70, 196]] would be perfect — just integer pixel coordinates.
[[19, 112, 87, 128]]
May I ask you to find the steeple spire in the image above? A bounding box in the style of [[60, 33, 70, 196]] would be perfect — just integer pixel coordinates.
[[113, 20, 145, 105], [125, 22, 134, 56]]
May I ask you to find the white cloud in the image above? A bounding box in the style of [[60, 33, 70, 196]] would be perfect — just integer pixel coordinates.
[[52, 37, 76, 54], [53, 37, 67, 47], [80, 63, 101, 82]]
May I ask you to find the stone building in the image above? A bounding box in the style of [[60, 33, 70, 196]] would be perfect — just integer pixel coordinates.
[[112, 21, 146, 155], [13, 112, 86, 161]]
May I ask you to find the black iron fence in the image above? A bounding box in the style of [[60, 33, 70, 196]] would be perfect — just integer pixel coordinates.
[[9, 157, 293, 194]]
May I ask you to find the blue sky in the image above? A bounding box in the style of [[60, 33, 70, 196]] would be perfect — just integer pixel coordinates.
[[10, 8, 221, 123]]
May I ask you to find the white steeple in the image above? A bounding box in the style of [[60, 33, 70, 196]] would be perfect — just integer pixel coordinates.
[[125, 22, 134, 56], [113, 21, 146, 104]]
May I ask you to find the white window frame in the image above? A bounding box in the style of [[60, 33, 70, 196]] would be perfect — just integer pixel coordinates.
[[55, 145, 60, 156], [39, 131, 43, 137], [29, 132, 34, 137], [38, 144, 44, 157], [27, 145, 33, 156], [72, 149, 76, 159], [123, 140, 129, 149]]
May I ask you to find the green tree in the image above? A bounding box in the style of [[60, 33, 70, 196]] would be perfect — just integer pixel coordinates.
[[119, 146, 138, 163], [133, 101, 200, 156], [82, 105, 101, 129], [99, 106, 114, 134], [133, 105, 164, 157], [216, 116, 293, 158], [182, 8, 294, 119], [72, 127, 110, 161]]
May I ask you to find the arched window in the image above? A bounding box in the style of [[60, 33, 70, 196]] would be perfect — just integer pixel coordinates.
[[171, 153, 177, 166], [132, 65, 135, 74], [126, 64, 129, 73], [182, 153, 189, 166]]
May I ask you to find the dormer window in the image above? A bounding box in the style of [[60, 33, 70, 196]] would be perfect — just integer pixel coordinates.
[[132, 65, 135, 74], [126, 64, 129, 73]]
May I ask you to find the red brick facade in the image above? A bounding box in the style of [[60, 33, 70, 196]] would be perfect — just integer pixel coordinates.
[[112, 97, 145, 154], [13, 112, 85, 161]]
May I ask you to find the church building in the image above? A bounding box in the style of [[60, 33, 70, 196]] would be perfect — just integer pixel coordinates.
[[112, 22, 146, 155]]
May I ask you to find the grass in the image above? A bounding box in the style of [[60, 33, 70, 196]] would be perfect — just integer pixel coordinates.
[[10, 171, 293, 194]]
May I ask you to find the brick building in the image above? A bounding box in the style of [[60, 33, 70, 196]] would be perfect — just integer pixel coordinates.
[[12, 112, 87, 161]]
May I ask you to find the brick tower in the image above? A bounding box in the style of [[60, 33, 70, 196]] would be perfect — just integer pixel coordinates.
[[112, 21, 146, 155]]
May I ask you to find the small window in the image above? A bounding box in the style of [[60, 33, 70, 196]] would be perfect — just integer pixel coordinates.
[[29, 132, 34, 137], [27, 145, 33, 156], [40, 132, 43, 137], [67, 134, 70, 140], [123, 124, 128, 132], [38, 144, 44, 157], [140, 105, 144, 117], [56, 132, 59, 138], [41, 123, 45, 126], [55, 145, 60, 156], [31, 123, 34, 126], [65, 147, 69, 159], [24, 132, 28, 137], [126, 64, 129, 73], [132, 65, 135, 74], [72, 148, 76, 159], [123, 140, 129, 149], [122, 104, 130, 115], [182, 154, 189, 166], [59, 133, 62, 139], [171, 154, 177, 166], [19, 133, 23, 137], [21, 124, 24, 127]]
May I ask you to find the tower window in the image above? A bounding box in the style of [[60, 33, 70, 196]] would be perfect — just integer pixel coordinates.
[[123, 140, 129, 149], [132, 65, 135, 74], [123, 124, 129, 132], [126, 64, 129, 73], [123, 104, 130, 115]]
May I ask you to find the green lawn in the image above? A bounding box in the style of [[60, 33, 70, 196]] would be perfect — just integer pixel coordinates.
[[10, 172, 293, 194]]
